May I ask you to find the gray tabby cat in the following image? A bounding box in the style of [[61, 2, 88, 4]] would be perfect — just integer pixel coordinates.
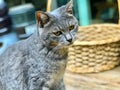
[[0, 0, 78, 90]]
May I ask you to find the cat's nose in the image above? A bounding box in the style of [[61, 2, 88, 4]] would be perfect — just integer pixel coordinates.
[[67, 39, 72, 43]]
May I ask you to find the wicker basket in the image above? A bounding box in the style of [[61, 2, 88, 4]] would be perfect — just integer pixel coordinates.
[[67, 24, 120, 73]]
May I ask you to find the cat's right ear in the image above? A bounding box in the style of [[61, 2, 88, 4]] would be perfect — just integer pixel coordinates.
[[36, 11, 50, 28], [65, 0, 73, 15]]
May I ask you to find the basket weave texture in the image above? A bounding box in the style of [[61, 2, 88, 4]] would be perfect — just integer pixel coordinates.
[[67, 24, 120, 73]]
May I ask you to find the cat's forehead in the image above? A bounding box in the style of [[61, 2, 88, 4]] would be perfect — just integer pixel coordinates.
[[50, 5, 71, 19], [49, 14, 69, 24], [49, 15, 76, 29], [51, 17, 71, 27], [50, 11, 73, 22]]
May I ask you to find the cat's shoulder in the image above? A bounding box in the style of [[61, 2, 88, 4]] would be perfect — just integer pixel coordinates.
[[0, 39, 28, 58]]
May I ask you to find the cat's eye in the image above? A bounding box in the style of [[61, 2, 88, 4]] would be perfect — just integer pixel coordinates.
[[69, 25, 75, 31], [53, 31, 62, 36]]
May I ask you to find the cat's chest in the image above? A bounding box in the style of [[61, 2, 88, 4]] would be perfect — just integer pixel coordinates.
[[25, 47, 68, 88], [27, 47, 67, 72], [26, 58, 67, 86], [26, 51, 67, 74], [27, 57, 67, 73]]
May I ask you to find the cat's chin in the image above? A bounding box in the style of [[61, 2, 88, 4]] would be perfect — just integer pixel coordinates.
[[68, 42, 73, 45], [58, 42, 73, 47]]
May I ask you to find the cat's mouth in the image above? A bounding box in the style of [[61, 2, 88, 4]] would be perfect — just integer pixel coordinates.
[[58, 42, 73, 47], [67, 42, 73, 46], [49, 41, 74, 48]]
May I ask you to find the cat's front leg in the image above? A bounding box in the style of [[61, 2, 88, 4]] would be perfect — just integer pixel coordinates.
[[29, 83, 50, 90], [42, 86, 50, 90], [52, 79, 65, 90], [41, 80, 54, 90], [57, 81, 65, 90], [28, 77, 52, 90]]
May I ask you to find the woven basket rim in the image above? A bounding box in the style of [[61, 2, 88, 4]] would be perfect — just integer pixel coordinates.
[[73, 24, 120, 46]]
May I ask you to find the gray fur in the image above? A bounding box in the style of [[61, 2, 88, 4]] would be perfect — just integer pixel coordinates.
[[0, 0, 78, 90]]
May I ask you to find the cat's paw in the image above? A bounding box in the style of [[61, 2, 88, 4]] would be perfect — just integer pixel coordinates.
[[42, 87, 50, 90]]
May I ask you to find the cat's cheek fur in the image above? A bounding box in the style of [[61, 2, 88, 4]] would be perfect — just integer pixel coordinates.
[[71, 30, 78, 40]]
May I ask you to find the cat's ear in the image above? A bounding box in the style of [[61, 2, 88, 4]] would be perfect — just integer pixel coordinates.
[[36, 11, 50, 28], [65, 0, 73, 15]]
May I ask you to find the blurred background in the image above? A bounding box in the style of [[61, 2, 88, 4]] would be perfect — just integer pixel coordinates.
[[0, 0, 118, 54]]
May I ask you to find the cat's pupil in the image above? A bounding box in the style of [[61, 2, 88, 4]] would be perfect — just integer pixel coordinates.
[[69, 25, 75, 31], [53, 31, 62, 36]]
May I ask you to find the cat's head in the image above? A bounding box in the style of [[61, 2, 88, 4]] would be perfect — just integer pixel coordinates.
[[36, 0, 78, 47]]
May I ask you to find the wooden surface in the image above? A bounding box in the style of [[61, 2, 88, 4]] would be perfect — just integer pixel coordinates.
[[65, 66, 120, 90]]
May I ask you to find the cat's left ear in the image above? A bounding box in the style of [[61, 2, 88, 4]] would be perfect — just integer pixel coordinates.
[[65, 0, 73, 15]]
